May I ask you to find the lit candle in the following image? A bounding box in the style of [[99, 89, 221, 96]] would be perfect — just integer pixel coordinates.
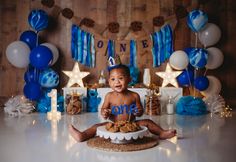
[[47, 89, 61, 120]]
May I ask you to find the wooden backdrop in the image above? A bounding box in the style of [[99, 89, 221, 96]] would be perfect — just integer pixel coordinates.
[[0, 0, 236, 107]]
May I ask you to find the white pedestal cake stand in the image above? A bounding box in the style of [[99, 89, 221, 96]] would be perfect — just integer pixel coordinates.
[[96, 126, 148, 144]]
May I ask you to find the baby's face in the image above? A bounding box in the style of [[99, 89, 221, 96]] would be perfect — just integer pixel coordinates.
[[108, 68, 130, 93]]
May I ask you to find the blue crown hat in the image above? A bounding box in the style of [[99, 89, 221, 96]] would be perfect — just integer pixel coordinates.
[[107, 56, 122, 71]]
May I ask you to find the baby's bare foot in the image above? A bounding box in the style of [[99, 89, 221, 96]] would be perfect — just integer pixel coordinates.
[[69, 125, 85, 142], [159, 129, 176, 139]]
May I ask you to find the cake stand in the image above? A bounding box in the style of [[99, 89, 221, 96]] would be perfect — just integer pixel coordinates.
[[96, 126, 148, 144]]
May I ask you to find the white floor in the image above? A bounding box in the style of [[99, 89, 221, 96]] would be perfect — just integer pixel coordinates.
[[0, 110, 236, 162]]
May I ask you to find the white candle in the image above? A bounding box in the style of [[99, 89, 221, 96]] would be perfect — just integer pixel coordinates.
[[166, 103, 174, 114], [143, 68, 151, 87]]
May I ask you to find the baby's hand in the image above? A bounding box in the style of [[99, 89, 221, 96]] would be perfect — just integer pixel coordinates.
[[101, 109, 111, 119], [133, 108, 143, 117]]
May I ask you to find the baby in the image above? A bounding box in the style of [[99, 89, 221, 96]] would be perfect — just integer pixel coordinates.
[[69, 64, 176, 142]]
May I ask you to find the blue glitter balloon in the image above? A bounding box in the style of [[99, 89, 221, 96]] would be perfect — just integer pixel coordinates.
[[39, 68, 59, 88], [28, 9, 48, 31], [187, 10, 208, 32], [189, 48, 208, 68]]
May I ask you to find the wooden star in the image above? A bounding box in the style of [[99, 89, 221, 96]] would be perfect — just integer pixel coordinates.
[[155, 63, 181, 87], [63, 62, 90, 87]]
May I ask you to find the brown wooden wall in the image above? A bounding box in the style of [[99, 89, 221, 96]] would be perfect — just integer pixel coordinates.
[[0, 0, 236, 107]]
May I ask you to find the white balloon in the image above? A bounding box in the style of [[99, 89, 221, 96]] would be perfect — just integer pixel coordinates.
[[200, 76, 221, 97], [41, 43, 59, 65], [206, 47, 224, 69], [169, 50, 189, 70], [6, 41, 30, 68], [198, 23, 221, 47]]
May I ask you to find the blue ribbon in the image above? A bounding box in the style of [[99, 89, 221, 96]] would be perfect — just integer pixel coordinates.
[[130, 40, 137, 67], [151, 24, 173, 67], [91, 35, 95, 67], [108, 40, 115, 58]]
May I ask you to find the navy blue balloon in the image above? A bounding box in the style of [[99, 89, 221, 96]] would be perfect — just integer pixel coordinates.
[[24, 82, 42, 101], [24, 68, 37, 83], [177, 69, 194, 87], [28, 9, 48, 31], [194, 76, 209, 91], [184, 47, 195, 57], [30, 45, 53, 70], [20, 30, 37, 50], [189, 48, 208, 68]]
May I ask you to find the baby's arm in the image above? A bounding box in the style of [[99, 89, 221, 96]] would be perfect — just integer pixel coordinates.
[[133, 92, 144, 117], [101, 93, 111, 119]]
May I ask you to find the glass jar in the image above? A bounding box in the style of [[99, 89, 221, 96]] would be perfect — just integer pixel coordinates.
[[66, 93, 82, 115], [145, 94, 161, 115]]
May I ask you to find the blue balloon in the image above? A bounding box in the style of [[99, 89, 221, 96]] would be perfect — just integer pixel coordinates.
[[24, 68, 38, 83], [177, 69, 194, 87], [194, 76, 209, 91], [28, 9, 48, 31], [20, 30, 37, 50], [184, 47, 195, 57], [30, 45, 53, 70], [189, 48, 208, 68], [39, 68, 59, 88], [187, 10, 208, 32], [24, 82, 42, 101]]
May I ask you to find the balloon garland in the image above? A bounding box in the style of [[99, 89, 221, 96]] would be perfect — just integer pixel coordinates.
[[5, 9, 63, 113]]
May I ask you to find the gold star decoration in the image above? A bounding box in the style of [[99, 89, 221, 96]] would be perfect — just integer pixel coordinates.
[[155, 63, 182, 87], [63, 62, 90, 87]]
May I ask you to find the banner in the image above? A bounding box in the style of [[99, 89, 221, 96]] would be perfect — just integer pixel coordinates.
[[71, 24, 173, 67]]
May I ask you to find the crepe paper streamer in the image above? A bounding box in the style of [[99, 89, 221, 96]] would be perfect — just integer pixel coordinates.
[[151, 24, 173, 67], [71, 25, 95, 67]]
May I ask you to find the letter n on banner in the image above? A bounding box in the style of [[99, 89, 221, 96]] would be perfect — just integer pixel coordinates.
[[138, 36, 152, 53], [95, 37, 108, 55], [115, 40, 130, 55]]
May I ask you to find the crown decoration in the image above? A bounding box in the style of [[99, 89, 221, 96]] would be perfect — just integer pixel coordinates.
[[107, 55, 122, 70]]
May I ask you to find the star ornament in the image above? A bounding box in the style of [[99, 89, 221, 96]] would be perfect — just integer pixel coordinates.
[[155, 63, 181, 87], [63, 62, 90, 87]]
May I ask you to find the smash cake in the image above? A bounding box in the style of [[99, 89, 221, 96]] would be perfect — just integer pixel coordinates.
[[96, 121, 148, 144]]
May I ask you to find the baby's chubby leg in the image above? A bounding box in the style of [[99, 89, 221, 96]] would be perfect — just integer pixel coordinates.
[[136, 119, 176, 139], [69, 122, 108, 142]]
